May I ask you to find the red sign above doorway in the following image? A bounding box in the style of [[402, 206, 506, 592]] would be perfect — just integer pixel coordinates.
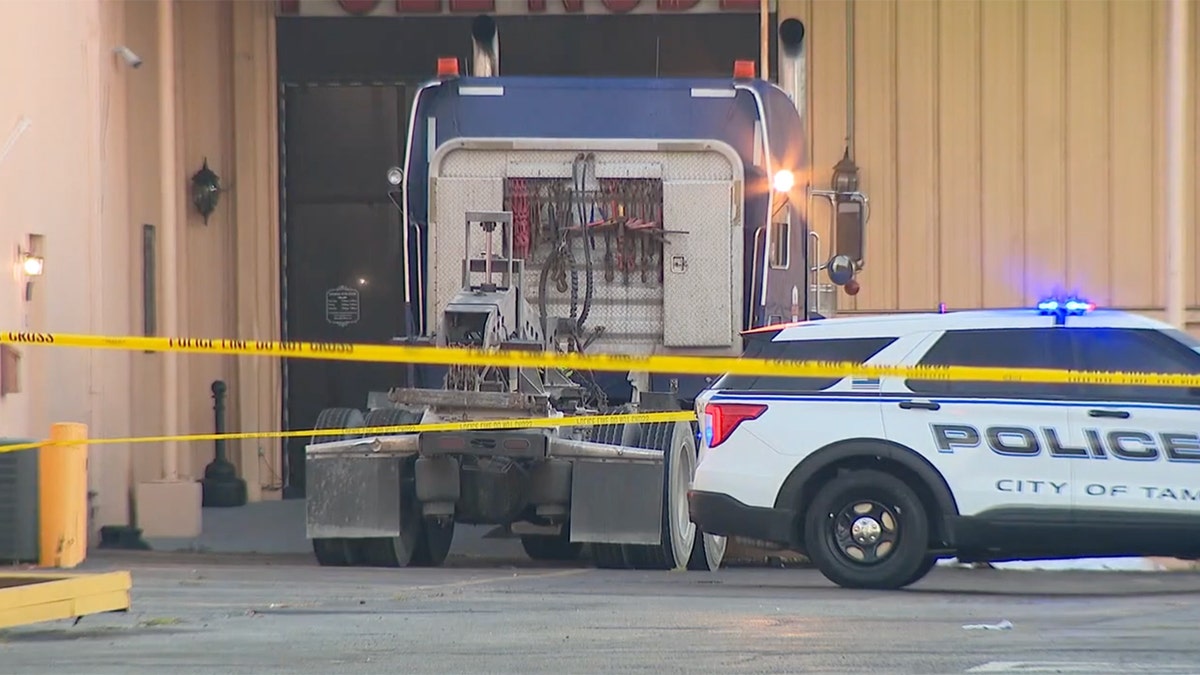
[[276, 0, 773, 16]]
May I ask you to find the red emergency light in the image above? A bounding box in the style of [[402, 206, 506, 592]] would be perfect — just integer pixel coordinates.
[[733, 60, 755, 80], [436, 56, 460, 78]]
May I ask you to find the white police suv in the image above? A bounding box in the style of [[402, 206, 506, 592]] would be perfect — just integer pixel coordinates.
[[687, 297, 1200, 590]]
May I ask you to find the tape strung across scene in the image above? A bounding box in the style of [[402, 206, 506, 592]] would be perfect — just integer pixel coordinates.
[[4, 330, 1200, 388], [0, 410, 696, 456]]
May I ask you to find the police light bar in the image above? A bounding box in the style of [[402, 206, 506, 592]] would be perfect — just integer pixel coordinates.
[[1036, 296, 1095, 316]]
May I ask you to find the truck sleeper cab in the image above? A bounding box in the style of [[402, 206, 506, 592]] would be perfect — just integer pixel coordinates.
[[302, 40, 840, 572]]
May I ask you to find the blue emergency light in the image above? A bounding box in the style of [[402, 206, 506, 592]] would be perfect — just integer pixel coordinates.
[[1037, 295, 1095, 323]]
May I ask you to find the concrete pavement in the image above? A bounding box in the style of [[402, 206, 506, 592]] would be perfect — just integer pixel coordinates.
[[3, 551, 1200, 674]]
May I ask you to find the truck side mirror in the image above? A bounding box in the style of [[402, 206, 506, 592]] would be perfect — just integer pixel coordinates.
[[830, 149, 867, 267]]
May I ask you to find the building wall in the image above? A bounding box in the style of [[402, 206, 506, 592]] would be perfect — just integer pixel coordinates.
[[0, 0, 137, 532], [0, 0, 280, 539], [782, 0, 1198, 329], [119, 0, 282, 521]]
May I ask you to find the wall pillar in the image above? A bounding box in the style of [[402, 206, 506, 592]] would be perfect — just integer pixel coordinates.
[[231, 0, 283, 501]]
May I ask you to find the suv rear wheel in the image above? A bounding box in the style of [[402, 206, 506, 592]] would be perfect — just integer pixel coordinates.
[[803, 469, 931, 590]]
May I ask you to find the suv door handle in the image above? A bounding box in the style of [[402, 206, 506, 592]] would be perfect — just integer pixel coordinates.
[[1088, 409, 1130, 419], [898, 400, 941, 411]]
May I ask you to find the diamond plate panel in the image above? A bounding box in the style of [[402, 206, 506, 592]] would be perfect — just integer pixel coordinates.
[[429, 147, 742, 357], [438, 149, 735, 182], [662, 181, 736, 347], [428, 177, 505, 331]]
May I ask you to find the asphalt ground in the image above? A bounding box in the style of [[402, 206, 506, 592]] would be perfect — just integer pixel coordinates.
[[4, 551, 1200, 675]]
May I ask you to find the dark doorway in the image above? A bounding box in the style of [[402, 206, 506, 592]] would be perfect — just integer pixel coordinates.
[[279, 83, 416, 498], [276, 14, 774, 498]]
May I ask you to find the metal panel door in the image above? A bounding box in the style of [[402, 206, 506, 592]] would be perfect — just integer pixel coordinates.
[[280, 83, 414, 499], [661, 180, 736, 347]]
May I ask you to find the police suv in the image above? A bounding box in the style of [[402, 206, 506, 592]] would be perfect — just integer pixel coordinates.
[[687, 297, 1200, 590]]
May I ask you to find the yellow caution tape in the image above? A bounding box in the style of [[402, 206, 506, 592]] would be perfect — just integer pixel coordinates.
[[0, 410, 695, 456], [4, 330, 1200, 387]]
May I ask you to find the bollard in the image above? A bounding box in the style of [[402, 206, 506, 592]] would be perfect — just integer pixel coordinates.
[[40, 423, 89, 568], [201, 380, 248, 507]]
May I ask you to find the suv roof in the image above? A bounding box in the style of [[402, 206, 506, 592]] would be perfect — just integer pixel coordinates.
[[768, 307, 1172, 342]]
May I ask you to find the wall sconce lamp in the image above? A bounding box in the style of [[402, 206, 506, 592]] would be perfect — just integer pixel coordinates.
[[19, 249, 43, 301], [21, 251, 44, 277], [191, 157, 223, 224]]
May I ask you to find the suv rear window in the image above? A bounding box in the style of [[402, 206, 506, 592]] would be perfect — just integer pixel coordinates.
[[714, 336, 897, 392]]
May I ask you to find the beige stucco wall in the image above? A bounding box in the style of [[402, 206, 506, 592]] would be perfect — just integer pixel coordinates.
[[0, 0, 1194, 538], [0, 0, 280, 539], [0, 0, 137, 534], [783, 0, 1198, 330]]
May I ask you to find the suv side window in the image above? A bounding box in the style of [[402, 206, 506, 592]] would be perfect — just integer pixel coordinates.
[[1070, 327, 1200, 404], [716, 336, 897, 392], [906, 328, 1075, 399]]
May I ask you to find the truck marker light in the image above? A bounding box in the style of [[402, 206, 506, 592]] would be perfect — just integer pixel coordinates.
[[436, 56, 460, 79], [733, 60, 756, 80], [705, 403, 768, 448]]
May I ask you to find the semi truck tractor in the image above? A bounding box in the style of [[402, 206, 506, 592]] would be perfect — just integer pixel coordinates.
[[303, 16, 864, 570]]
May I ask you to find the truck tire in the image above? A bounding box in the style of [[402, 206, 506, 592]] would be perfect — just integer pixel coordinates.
[[521, 525, 583, 562], [686, 421, 727, 571], [362, 407, 423, 436], [587, 421, 641, 569], [311, 406, 368, 442], [615, 420, 698, 571], [310, 407, 368, 567], [802, 469, 931, 590], [359, 408, 427, 568], [410, 517, 455, 567], [312, 538, 356, 567], [687, 529, 728, 571]]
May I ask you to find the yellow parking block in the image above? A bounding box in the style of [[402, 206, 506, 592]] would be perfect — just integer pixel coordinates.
[[0, 571, 131, 630]]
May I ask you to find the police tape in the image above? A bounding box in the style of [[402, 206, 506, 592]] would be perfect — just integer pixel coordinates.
[[3, 330, 1200, 388], [0, 410, 695, 456]]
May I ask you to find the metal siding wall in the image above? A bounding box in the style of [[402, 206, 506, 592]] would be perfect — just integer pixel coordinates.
[[895, 0, 938, 310], [851, 0, 898, 310], [1189, 0, 1200, 310], [1023, 1, 1068, 306], [782, 0, 1197, 320], [937, 0, 982, 308], [1109, 0, 1156, 309], [980, 0, 1025, 308], [1065, 1, 1110, 303]]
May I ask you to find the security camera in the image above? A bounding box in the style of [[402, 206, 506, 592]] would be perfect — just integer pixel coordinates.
[[114, 46, 142, 69]]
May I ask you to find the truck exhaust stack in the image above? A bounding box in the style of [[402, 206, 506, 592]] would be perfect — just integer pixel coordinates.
[[777, 19, 806, 115], [471, 14, 499, 77]]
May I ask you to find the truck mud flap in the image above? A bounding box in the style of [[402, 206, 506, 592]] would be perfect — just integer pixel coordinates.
[[568, 457, 664, 546], [306, 452, 408, 540]]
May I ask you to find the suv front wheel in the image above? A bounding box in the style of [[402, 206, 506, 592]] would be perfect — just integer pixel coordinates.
[[804, 469, 932, 590]]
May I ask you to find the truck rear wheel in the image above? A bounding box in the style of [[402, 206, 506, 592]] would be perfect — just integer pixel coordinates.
[[588, 421, 641, 570], [521, 525, 584, 562], [313, 538, 356, 567], [359, 408, 429, 568], [310, 407, 368, 567], [411, 518, 455, 567], [606, 420, 697, 571], [686, 422, 727, 571]]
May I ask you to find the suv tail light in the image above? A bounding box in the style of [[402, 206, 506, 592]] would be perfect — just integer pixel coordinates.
[[703, 403, 768, 448]]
